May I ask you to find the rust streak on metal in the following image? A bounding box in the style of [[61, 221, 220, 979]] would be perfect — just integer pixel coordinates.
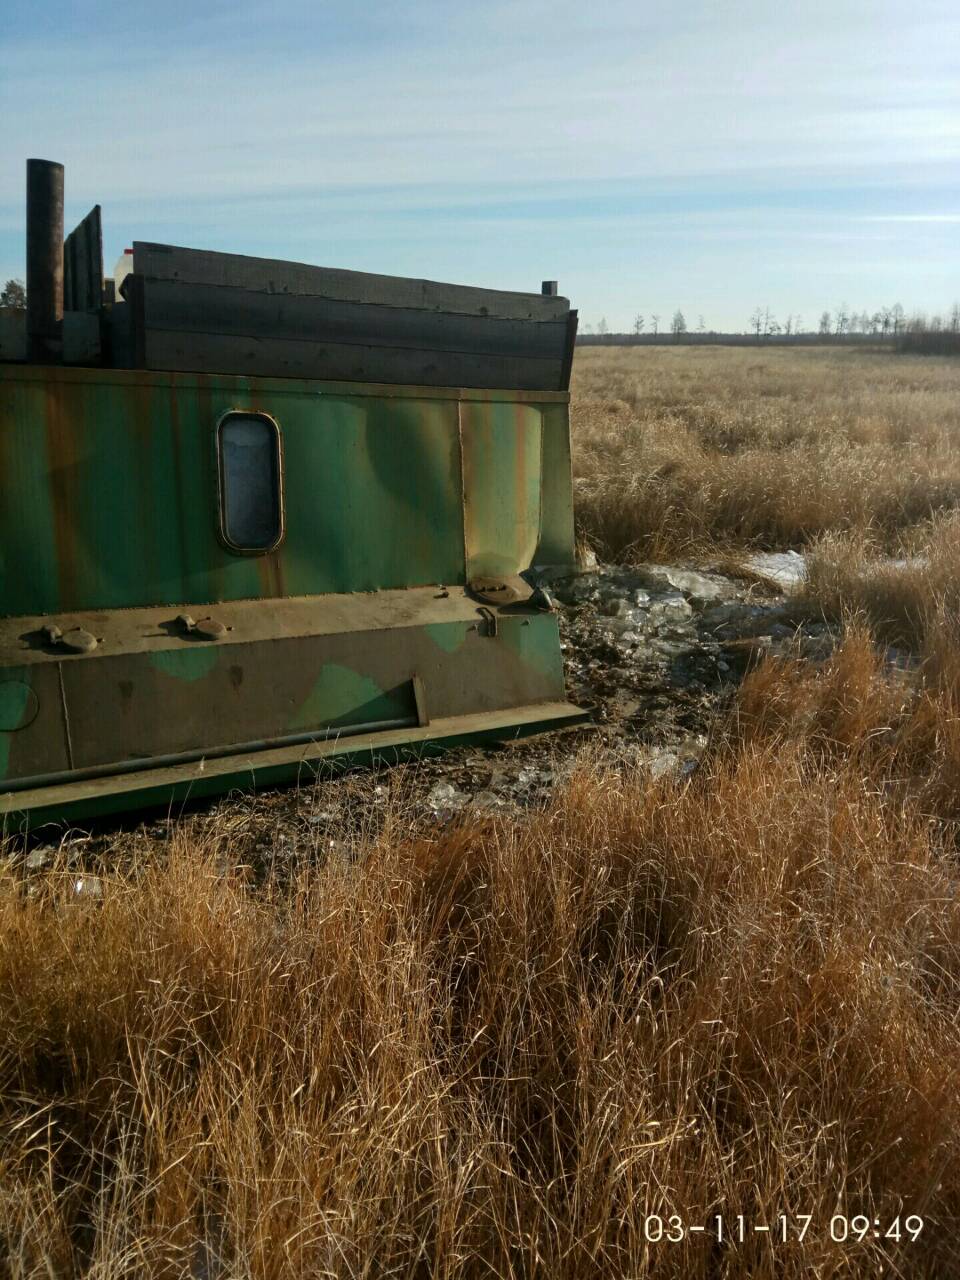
[[193, 375, 218, 593], [247, 373, 284, 596], [168, 382, 190, 579], [515, 401, 528, 538], [255, 546, 286, 598], [43, 376, 78, 610], [134, 374, 156, 558], [270, 551, 286, 598], [456, 397, 469, 581]]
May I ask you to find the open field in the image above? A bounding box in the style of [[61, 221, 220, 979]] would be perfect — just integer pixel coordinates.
[[572, 344, 960, 561], [3, 347, 960, 1277]]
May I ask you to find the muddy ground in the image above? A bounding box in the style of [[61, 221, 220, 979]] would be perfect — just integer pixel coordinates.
[[13, 559, 838, 878]]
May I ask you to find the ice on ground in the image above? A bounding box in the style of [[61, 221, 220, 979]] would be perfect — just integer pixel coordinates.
[[645, 566, 732, 606], [647, 593, 694, 624], [425, 781, 467, 820], [744, 550, 807, 590], [73, 876, 103, 899], [645, 747, 700, 779]]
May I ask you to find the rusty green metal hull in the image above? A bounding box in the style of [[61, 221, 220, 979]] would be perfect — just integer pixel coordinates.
[[0, 366, 583, 828], [3, 703, 584, 829]]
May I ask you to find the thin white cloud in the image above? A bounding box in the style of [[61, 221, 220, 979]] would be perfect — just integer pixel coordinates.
[[861, 214, 960, 223], [1, 0, 957, 206]]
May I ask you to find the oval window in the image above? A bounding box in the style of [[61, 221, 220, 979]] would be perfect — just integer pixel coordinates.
[[217, 412, 283, 552]]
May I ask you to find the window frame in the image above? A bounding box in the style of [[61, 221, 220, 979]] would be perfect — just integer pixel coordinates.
[[215, 410, 285, 555]]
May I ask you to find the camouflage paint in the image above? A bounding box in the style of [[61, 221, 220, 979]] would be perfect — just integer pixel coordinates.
[[0, 679, 39, 779], [1, 367, 577, 615], [460, 399, 543, 579], [0, 366, 582, 825], [290, 665, 409, 731], [149, 648, 220, 681]]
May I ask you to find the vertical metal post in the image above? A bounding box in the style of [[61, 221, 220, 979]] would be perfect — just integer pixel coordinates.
[[541, 280, 558, 296], [26, 159, 64, 363]]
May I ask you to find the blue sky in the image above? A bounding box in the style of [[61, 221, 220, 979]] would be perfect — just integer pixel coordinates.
[[1, 0, 958, 331]]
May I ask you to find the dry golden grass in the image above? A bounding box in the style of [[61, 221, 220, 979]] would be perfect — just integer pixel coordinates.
[[802, 510, 960, 649], [572, 345, 960, 561], [4, 633, 960, 1276]]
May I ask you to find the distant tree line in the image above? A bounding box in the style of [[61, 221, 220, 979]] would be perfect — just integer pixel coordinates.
[[580, 300, 960, 355]]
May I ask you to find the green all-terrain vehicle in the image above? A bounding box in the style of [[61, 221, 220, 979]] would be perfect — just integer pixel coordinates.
[[0, 159, 584, 829]]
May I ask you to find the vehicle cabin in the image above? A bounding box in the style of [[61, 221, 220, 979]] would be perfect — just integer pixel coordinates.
[[0, 160, 583, 828]]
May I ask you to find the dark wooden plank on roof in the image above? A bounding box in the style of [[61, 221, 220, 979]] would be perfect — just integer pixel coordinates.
[[141, 329, 566, 391], [139, 280, 570, 362], [559, 310, 579, 391], [63, 206, 103, 312], [130, 242, 570, 322]]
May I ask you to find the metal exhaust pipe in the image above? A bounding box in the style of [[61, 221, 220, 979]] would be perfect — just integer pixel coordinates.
[[26, 158, 64, 363]]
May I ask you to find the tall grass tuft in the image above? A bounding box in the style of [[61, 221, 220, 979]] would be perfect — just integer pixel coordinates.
[[3, 639, 960, 1275], [803, 511, 960, 649]]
